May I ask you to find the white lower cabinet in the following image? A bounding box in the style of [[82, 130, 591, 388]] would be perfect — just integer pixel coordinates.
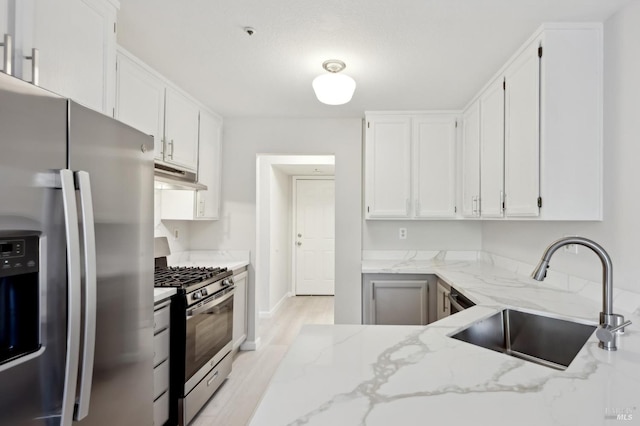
[[362, 274, 431, 325], [153, 301, 171, 426], [232, 269, 248, 350]]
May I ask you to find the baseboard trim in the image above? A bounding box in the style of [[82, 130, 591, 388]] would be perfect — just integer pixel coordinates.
[[240, 337, 261, 351], [259, 292, 292, 319]]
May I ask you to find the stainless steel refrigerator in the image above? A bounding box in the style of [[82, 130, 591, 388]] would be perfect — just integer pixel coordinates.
[[0, 72, 154, 425]]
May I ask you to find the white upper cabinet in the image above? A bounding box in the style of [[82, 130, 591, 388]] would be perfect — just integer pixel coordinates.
[[33, 0, 118, 115], [365, 112, 459, 220], [164, 87, 199, 172], [159, 110, 223, 221], [115, 50, 165, 159], [461, 102, 480, 218], [1, 0, 35, 80], [413, 115, 457, 218], [365, 115, 412, 218], [115, 47, 201, 172], [504, 40, 541, 217], [195, 110, 222, 219], [459, 23, 602, 221], [479, 77, 505, 218]]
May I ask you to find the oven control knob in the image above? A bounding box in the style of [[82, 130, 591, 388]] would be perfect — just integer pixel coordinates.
[[201, 288, 208, 296], [222, 278, 232, 286], [193, 291, 202, 300]]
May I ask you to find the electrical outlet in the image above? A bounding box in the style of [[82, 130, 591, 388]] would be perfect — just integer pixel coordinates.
[[173, 228, 179, 240], [399, 228, 407, 240]]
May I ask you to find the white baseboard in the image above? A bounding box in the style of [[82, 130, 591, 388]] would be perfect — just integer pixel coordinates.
[[258, 292, 292, 319], [240, 337, 261, 351]]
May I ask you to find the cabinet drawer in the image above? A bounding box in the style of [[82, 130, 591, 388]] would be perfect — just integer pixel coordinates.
[[153, 390, 169, 426], [153, 359, 169, 401], [153, 305, 170, 334], [153, 329, 169, 367]]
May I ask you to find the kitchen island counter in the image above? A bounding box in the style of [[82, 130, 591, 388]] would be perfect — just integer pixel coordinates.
[[250, 255, 640, 425]]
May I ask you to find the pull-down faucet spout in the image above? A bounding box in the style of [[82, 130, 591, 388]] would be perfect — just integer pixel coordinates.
[[531, 236, 631, 351]]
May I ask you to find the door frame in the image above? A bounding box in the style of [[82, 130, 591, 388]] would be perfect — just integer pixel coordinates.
[[291, 176, 336, 295]]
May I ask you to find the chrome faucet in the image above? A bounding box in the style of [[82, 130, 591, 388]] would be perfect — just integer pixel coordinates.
[[531, 236, 632, 351]]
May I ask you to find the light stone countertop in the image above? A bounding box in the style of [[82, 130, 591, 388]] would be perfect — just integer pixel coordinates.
[[153, 287, 176, 304], [250, 253, 640, 426]]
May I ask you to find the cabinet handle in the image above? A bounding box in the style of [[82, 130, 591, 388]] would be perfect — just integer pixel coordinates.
[[25, 48, 39, 86], [169, 139, 175, 158], [472, 196, 477, 216], [500, 190, 505, 212], [1, 34, 13, 75]]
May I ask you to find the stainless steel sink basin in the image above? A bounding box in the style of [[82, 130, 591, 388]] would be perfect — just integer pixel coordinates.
[[450, 309, 596, 370]]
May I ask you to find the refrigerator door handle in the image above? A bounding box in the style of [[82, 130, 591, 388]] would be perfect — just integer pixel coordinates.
[[60, 169, 82, 426], [74, 171, 97, 420]]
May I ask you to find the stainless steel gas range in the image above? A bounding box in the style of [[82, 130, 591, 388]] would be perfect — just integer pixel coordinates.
[[154, 239, 235, 426]]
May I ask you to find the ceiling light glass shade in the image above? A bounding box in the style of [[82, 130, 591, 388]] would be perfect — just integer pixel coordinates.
[[312, 72, 356, 105]]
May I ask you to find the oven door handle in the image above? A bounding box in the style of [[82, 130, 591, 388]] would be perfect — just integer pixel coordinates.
[[187, 288, 235, 318]]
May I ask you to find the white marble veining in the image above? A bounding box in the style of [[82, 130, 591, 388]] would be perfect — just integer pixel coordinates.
[[250, 252, 640, 425], [153, 287, 176, 304], [169, 250, 250, 272]]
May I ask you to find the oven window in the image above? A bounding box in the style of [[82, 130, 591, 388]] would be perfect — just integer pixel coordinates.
[[185, 293, 233, 380], [0, 273, 40, 365]]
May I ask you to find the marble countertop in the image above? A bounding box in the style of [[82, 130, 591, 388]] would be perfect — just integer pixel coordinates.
[[153, 287, 176, 304], [169, 250, 250, 273], [250, 255, 640, 425]]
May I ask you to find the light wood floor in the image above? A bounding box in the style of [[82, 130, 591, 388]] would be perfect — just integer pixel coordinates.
[[191, 295, 335, 426]]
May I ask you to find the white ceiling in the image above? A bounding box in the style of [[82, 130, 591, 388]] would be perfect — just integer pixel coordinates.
[[118, 0, 631, 119]]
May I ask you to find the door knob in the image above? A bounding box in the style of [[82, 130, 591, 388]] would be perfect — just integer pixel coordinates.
[[297, 233, 302, 238], [296, 241, 302, 246]]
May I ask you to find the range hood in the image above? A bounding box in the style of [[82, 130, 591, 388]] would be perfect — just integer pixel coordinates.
[[154, 163, 207, 190]]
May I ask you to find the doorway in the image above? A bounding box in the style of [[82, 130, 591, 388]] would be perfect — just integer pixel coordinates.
[[293, 177, 335, 295], [255, 155, 335, 318]]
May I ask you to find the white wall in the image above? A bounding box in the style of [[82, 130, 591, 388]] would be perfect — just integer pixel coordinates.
[[189, 118, 362, 324], [482, 1, 640, 293], [153, 190, 191, 257], [363, 220, 482, 250], [268, 166, 292, 312]]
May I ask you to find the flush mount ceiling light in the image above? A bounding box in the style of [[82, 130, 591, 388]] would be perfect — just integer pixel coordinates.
[[312, 60, 356, 105]]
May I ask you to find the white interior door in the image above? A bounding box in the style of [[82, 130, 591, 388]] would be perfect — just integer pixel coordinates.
[[295, 179, 335, 295]]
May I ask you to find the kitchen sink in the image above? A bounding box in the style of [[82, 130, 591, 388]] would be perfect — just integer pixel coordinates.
[[450, 309, 597, 370]]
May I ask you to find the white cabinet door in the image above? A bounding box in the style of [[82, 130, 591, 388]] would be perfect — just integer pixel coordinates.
[[232, 271, 248, 350], [365, 116, 412, 218], [480, 78, 505, 217], [115, 50, 165, 160], [0, 0, 9, 75], [413, 115, 457, 218], [1, 0, 35, 80], [164, 86, 199, 171], [370, 279, 428, 325], [504, 40, 540, 217], [33, 0, 117, 114], [461, 103, 480, 218], [196, 110, 222, 219]]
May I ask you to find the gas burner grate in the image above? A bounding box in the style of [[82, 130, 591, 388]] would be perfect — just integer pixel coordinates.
[[154, 266, 228, 288]]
